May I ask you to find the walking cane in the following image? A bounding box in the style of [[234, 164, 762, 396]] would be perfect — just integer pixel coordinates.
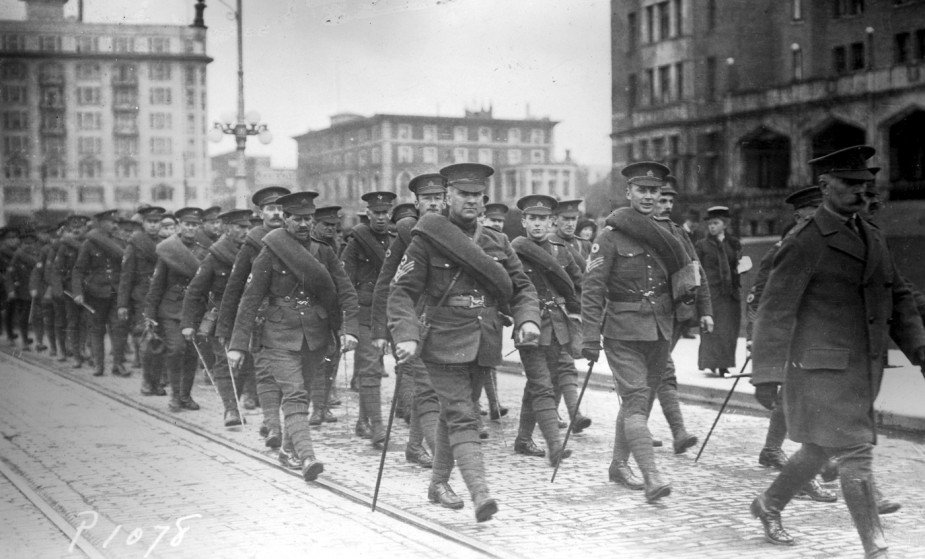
[[191, 336, 246, 424], [550, 358, 596, 483], [488, 369, 507, 448], [694, 356, 751, 463], [371, 356, 403, 512]]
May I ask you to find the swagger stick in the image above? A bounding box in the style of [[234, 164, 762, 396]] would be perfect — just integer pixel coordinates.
[[694, 356, 751, 463], [192, 337, 246, 424], [371, 360, 403, 512], [550, 358, 596, 483]]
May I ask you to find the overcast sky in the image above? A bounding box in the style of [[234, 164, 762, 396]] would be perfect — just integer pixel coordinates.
[[2, 0, 611, 170]]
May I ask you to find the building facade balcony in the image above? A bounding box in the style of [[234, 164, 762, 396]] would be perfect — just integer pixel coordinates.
[[112, 101, 140, 112], [113, 124, 139, 136], [40, 124, 66, 136], [111, 75, 139, 87]]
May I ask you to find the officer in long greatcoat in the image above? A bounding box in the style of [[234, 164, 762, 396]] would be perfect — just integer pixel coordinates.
[[388, 163, 541, 523], [227, 191, 359, 483], [53, 215, 90, 366]]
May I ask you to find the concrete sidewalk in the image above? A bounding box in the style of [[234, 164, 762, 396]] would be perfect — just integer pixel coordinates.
[[499, 329, 925, 433]]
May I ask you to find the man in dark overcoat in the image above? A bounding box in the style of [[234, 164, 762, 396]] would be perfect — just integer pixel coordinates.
[[749, 145, 925, 557]]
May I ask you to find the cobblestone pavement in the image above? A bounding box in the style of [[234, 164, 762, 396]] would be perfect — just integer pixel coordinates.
[[0, 350, 483, 559], [3, 343, 925, 558], [0, 473, 88, 559]]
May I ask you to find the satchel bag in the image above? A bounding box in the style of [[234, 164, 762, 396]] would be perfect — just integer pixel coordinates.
[[415, 269, 462, 358], [198, 306, 218, 337]]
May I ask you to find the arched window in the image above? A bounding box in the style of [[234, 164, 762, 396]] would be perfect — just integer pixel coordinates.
[[395, 170, 413, 190]]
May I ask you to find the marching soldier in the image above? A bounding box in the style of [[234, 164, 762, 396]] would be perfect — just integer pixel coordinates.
[[27, 225, 56, 353], [510, 194, 584, 464], [201, 206, 223, 243], [216, 186, 291, 448], [581, 161, 700, 503], [41, 221, 69, 360], [72, 210, 129, 377], [118, 206, 166, 395], [749, 146, 925, 556], [226, 191, 359, 482], [53, 215, 90, 367], [388, 163, 541, 522], [310, 205, 345, 416], [181, 209, 253, 427], [371, 173, 447, 469], [0, 227, 22, 346], [5, 226, 39, 350], [145, 207, 209, 411], [342, 190, 396, 446], [481, 202, 508, 232], [550, 199, 591, 268]]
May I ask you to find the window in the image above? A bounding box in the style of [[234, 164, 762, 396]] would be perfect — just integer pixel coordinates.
[[150, 137, 172, 155], [645, 68, 655, 104], [645, 5, 655, 42], [895, 32, 911, 63], [706, 56, 717, 100], [149, 113, 173, 130], [1, 35, 25, 51], [0, 86, 27, 104], [658, 2, 670, 40], [397, 146, 413, 163], [478, 148, 492, 164], [508, 128, 521, 144], [76, 63, 101, 80], [152, 184, 174, 201], [78, 158, 102, 178], [4, 159, 29, 179], [77, 186, 104, 204], [114, 89, 138, 107], [358, 150, 368, 166], [113, 37, 135, 53], [115, 137, 138, 156], [507, 149, 522, 165], [422, 147, 437, 164], [792, 0, 803, 20], [3, 136, 29, 155], [531, 149, 545, 164], [114, 113, 137, 134], [39, 62, 64, 83], [185, 89, 196, 109], [673, 0, 683, 35], [77, 112, 101, 130], [834, 0, 864, 17], [792, 46, 804, 80], [149, 63, 172, 81], [478, 126, 492, 142], [454, 126, 468, 142], [917, 29, 925, 60], [627, 12, 637, 51], [397, 124, 412, 139], [675, 62, 684, 99], [77, 87, 101, 105], [113, 63, 137, 84], [707, 0, 716, 30], [421, 125, 436, 142], [42, 137, 66, 156], [530, 129, 545, 144], [151, 162, 173, 178], [150, 88, 172, 105], [76, 36, 99, 52], [186, 114, 196, 134], [833, 45, 848, 74], [39, 35, 62, 51], [371, 147, 381, 164], [453, 147, 469, 162], [851, 41, 865, 70], [149, 37, 170, 53], [45, 186, 68, 201], [185, 66, 196, 86], [627, 73, 638, 109], [2, 111, 28, 131], [41, 111, 64, 133], [115, 158, 138, 178], [0, 61, 26, 80], [358, 127, 369, 142], [658, 65, 671, 103], [78, 137, 102, 155]]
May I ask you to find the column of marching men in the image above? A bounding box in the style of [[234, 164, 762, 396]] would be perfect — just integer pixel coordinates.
[[2, 145, 924, 557]]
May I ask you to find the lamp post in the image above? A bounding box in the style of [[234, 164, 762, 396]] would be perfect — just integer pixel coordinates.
[[208, 0, 272, 209]]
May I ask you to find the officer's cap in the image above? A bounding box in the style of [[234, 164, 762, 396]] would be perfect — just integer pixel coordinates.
[[621, 161, 670, 188], [390, 203, 417, 223], [408, 173, 446, 196], [202, 205, 222, 221], [314, 206, 343, 225], [94, 209, 119, 222], [218, 209, 253, 226], [484, 203, 509, 220], [160, 213, 177, 225], [661, 176, 679, 197], [277, 191, 319, 216], [553, 199, 583, 217], [784, 186, 822, 210], [706, 206, 731, 220], [517, 194, 558, 216], [66, 214, 90, 227], [440, 163, 494, 193], [361, 191, 397, 211], [251, 186, 291, 207], [138, 206, 167, 221], [808, 145, 875, 181], [175, 207, 204, 224]]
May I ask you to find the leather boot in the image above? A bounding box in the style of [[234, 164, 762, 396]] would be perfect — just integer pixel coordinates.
[[264, 426, 282, 449], [796, 478, 837, 502], [842, 478, 889, 558], [300, 456, 324, 482], [513, 437, 545, 457], [673, 434, 699, 455], [167, 355, 183, 410], [179, 356, 198, 409], [405, 443, 433, 468], [112, 363, 130, 377], [309, 409, 324, 426], [370, 421, 386, 449], [874, 482, 901, 515], [428, 481, 464, 509], [355, 419, 372, 439], [609, 460, 644, 490], [759, 447, 789, 470], [454, 443, 497, 522], [626, 415, 670, 503], [430, 419, 454, 487], [224, 409, 243, 427], [750, 492, 795, 546]]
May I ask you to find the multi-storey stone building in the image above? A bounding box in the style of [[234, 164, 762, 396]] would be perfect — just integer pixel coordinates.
[[209, 151, 297, 210], [0, 0, 211, 225], [294, 109, 581, 217], [611, 0, 925, 238]]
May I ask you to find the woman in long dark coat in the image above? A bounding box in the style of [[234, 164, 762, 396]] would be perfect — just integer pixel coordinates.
[[694, 206, 741, 376]]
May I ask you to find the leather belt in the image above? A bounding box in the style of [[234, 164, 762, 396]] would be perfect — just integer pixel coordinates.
[[541, 296, 566, 307], [607, 285, 668, 302], [441, 294, 496, 308], [269, 296, 313, 308]]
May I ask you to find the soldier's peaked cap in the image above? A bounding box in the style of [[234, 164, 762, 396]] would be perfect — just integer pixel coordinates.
[[408, 173, 446, 196], [361, 191, 397, 211], [661, 176, 679, 196], [94, 209, 119, 222], [218, 209, 253, 226], [202, 205, 222, 220], [314, 205, 343, 224], [277, 191, 319, 216], [621, 161, 670, 188], [175, 207, 204, 223], [706, 206, 730, 219], [440, 163, 494, 193], [251, 186, 291, 207], [390, 203, 417, 223], [138, 206, 167, 220], [784, 186, 823, 210], [67, 214, 91, 226], [517, 194, 558, 216], [484, 203, 509, 219], [554, 199, 583, 216], [808, 145, 875, 181]]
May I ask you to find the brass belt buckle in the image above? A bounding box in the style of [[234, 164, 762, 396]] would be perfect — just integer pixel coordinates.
[[469, 295, 484, 308], [296, 299, 309, 307]]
